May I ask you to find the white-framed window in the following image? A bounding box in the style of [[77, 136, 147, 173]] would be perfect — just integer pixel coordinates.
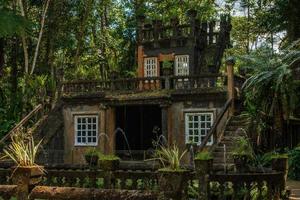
[[175, 55, 189, 76], [75, 115, 98, 146], [185, 112, 213, 146], [144, 57, 158, 77]]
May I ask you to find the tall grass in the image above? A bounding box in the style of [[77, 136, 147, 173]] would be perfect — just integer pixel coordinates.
[[1, 130, 42, 167], [154, 144, 187, 170]]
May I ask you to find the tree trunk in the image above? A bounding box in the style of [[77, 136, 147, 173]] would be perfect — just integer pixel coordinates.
[[287, 0, 300, 42], [18, 0, 29, 74], [0, 38, 4, 77], [74, 0, 94, 68], [11, 38, 18, 95], [30, 0, 51, 75]]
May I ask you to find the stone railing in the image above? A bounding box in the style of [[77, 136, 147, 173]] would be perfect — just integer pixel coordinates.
[[0, 163, 287, 200], [61, 74, 225, 96]]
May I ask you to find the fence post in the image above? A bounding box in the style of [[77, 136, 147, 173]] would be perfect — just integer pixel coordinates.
[[272, 157, 288, 190], [226, 57, 235, 115], [11, 166, 44, 200], [195, 161, 212, 200]]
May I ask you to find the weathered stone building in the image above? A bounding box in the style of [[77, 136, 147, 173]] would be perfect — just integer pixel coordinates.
[[36, 11, 233, 164]]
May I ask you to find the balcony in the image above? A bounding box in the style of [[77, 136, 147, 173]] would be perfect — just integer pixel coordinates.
[[61, 74, 227, 100]]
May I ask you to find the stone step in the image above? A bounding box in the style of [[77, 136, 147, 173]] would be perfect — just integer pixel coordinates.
[[213, 157, 233, 163], [290, 189, 300, 199], [212, 151, 233, 156], [231, 115, 249, 121], [225, 126, 248, 132], [213, 163, 235, 171], [228, 118, 251, 124], [214, 146, 235, 152], [224, 131, 245, 137], [228, 120, 250, 126]]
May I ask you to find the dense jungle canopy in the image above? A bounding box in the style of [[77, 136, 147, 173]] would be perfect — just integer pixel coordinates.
[[0, 0, 300, 138]]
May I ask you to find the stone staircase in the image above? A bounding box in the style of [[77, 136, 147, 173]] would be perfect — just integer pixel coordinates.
[[287, 181, 300, 200], [212, 114, 250, 172]]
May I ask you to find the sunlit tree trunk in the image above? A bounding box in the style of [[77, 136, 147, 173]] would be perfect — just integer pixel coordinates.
[[30, 0, 51, 75]]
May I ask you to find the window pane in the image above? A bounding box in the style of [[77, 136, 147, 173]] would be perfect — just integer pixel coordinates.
[[77, 137, 81, 143], [92, 131, 97, 136], [194, 137, 199, 143], [201, 116, 205, 121], [201, 130, 205, 135], [201, 122, 206, 128], [82, 131, 86, 136], [207, 115, 211, 121], [194, 129, 199, 135]]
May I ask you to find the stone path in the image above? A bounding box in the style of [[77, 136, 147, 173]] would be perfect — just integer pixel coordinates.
[[287, 180, 300, 200]]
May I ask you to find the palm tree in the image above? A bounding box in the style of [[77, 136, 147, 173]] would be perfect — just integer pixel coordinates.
[[241, 41, 300, 148]]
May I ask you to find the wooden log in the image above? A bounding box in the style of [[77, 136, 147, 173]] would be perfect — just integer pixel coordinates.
[[29, 186, 158, 200]]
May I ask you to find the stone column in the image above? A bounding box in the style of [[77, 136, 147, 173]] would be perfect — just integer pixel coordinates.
[[105, 107, 116, 154], [160, 104, 170, 145], [99, 104, 107, 154], [226, 57, 235, 115]]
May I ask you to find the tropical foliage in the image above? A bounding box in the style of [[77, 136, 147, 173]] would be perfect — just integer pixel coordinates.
[[1, 130, 42, 167], [153, 144, 187, 171], [240, 42, 300, 147]]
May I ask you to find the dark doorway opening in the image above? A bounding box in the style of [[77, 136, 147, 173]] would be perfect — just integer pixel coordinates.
[[115, 105, 162, 160]]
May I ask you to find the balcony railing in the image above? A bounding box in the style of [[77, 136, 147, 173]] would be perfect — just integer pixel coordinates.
[[61, 74, 226, 96]]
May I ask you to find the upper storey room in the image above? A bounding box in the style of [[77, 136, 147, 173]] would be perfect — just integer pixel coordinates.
[[61, 10, 232, 98], [136, 11, 231, 78]]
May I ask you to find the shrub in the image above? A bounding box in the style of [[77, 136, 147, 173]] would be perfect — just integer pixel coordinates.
[[194, 151, 213, 160], [288, 146, 300, 180], [231, 136, 254, 159], [85, 147, 101, 157], [99, 154, 120, 161], [153, 144, 187, 171], [162, 61, 173, 70], [1, 130, 42, 167]]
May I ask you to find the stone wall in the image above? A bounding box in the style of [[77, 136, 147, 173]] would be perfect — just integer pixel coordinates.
[[63, 104, 116, 164]]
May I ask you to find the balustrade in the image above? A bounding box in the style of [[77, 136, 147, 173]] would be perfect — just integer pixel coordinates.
[[0, 166, 287, 199], [61, 74, 225, 96]]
